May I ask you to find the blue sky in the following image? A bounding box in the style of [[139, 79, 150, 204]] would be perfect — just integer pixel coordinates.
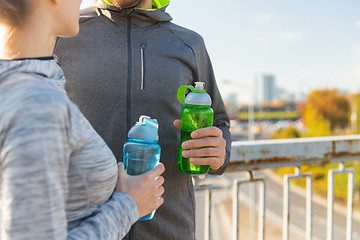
[[80, 0, 360, 103]]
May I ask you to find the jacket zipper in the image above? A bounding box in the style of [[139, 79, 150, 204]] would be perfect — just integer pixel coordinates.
[[126, 13, 135, 240], [126, 11, 134, 134], [140, 44, 145, 90]]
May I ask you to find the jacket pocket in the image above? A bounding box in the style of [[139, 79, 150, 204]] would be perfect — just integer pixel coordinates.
[[140, 44, 145, 90]]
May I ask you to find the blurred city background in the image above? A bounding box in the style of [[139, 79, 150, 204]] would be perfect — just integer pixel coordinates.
[[79, 1, 360, 239], [80, 0, 360, 141]]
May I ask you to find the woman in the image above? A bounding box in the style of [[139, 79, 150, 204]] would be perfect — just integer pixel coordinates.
[[0, 0, 165, 239]]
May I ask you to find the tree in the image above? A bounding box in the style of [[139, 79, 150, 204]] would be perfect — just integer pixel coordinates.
[[298, 89, 350, 136], [272, 125, 300, 139], [355, 94, 360, 134]]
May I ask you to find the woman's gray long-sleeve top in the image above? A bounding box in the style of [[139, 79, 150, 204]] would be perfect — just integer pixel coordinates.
[[0, 58, 138, 240]]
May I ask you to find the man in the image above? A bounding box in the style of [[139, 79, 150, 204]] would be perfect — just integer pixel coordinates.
[[55, 0, 231, 239]]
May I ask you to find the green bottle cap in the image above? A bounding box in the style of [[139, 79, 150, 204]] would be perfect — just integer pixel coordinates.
[[177, 82, 211, 106], [177, 85, 195, 105]]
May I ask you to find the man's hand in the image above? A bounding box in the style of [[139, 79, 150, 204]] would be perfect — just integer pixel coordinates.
[[173, 119, 226, 170]]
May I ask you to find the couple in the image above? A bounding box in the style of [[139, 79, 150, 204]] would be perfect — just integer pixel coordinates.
[[0, 0, 231, 239]]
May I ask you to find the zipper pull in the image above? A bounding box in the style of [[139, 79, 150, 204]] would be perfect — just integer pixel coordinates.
[[128, 9, 135, 17]]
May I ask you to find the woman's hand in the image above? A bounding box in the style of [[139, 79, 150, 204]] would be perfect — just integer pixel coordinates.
[[116, 163, 165, 218]]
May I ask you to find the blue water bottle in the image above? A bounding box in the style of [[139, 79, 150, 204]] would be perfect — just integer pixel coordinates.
[[123, 115, 161, 221]]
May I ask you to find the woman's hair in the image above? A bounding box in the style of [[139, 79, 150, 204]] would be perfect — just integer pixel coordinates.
[[0, 0, 30, 26]]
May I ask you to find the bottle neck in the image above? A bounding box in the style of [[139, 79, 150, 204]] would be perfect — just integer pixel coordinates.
[[128, 138, 158, 143], [185, 104, 211, 109]]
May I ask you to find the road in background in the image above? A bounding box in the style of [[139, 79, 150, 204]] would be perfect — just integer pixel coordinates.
[[195, 171, 360, 240]]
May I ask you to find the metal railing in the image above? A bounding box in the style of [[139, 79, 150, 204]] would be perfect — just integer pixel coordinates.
[[195, 135, 360, 240]]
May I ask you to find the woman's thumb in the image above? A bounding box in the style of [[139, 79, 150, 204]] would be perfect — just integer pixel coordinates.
[[118, 162, 125, 174], [173, 119, 181, 130]]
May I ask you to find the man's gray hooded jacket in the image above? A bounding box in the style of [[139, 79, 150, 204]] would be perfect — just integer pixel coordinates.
[[55, 1, 231, 239]]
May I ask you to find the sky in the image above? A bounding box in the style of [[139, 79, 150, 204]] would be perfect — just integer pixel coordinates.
[[80, 0, 360, 103]]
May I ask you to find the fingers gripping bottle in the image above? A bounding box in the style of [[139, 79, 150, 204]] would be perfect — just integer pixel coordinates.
[[123, 115, 161, 221], [177, 82, 214, 174]]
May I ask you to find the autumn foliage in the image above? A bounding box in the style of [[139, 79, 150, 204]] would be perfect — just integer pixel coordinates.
[[271, 89, 355, 206], [298, 89, 351, 136], [272, 125, 300, 139]]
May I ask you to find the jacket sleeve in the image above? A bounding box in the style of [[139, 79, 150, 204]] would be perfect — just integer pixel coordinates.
[[0, 92, 138, 240], [192, 37, 232, 175], [67, 192, 138, 239]]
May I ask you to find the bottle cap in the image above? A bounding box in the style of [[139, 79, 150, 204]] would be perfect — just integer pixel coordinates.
[[177, 82, 212, 106], [128, 115, 159, 141]]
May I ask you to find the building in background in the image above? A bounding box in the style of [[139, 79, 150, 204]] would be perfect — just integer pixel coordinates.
[[255, 74, 276, 104], [227, 93, 238, 106], [225, 93, 239, 119]]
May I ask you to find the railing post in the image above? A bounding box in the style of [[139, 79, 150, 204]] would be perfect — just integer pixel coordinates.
[[233, 179, 240, 240], [283, 174, 290, 240], [258, 179, 266, 240], [346, 171, 354, 240], [283, 167, 312, 240], [192, 176, 212, 240], [327, 168, 334, 240], [250, 183, 256, 240], [327, 163, 354, 240], [306, 175, 312, 240], [233, 173, 266, 240], [204, 186, 212, 240]]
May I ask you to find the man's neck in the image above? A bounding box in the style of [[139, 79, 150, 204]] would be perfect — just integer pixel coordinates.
[[136, 0, 152, 9]]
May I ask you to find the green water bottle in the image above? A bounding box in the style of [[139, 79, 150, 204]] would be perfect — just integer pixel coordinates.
[[177, 82, 214, 174]]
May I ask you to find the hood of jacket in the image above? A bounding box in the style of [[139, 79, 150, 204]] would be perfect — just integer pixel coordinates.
[[0, 57, 66, 91], [91, 0, 172, 23], [102, 0, 169, 9]]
